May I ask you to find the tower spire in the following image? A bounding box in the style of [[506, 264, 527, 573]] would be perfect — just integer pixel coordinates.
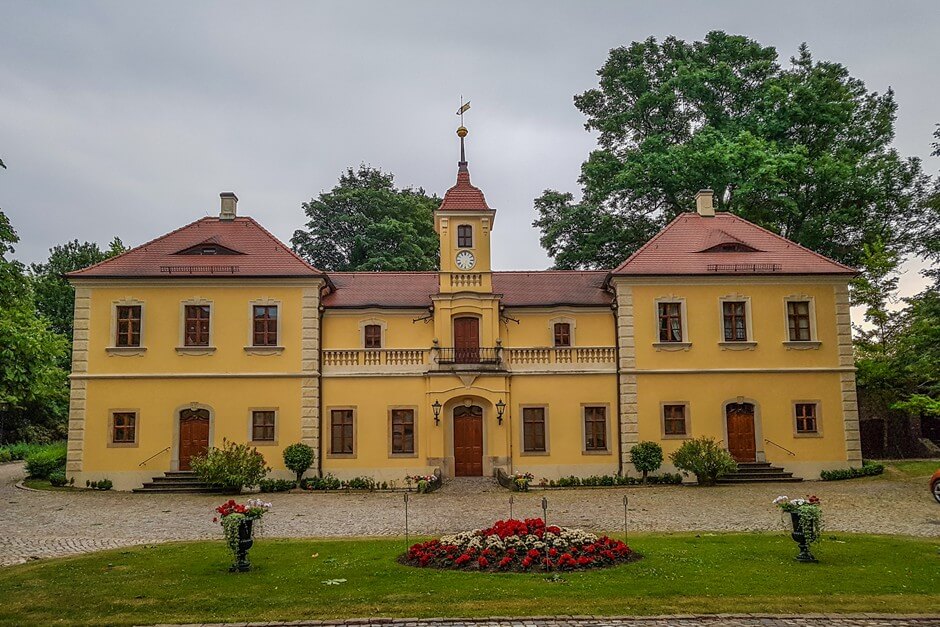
[[455, 97, 471, 168]]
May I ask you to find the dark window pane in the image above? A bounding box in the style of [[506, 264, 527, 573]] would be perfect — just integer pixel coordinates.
[[663, 404, 687, 435], [795, 403, 818, 433], [457, 225, 473, 248], [331, 409, 354, 454], [112, 412, 137, 443], [252, 305, 278, 346], [391, 409, 415, 454], [553, 323, 571, 347], [364, 324, 382, 348], [184, 305, 210, 346], [523, 407, 546, 452], [723, 301, 747, 341], [584, 406, 607, 450], [116, 305, 142, 347], [658, 302, 682, 342], [252, 411, 276, 441], [787, 301, 812, 341]]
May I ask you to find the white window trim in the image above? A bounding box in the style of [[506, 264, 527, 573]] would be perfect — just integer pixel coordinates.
[[783, 295, 821, 349], [718, 294, 756, 350], [653, 296, 691, 351], [248, 407, 279, 446], [177, 297, 216, 355], [660, 401, 691, 439], [106, 299, 147, 356], [519, 404, 550, 456], [548, 316, 577, 347], [245, 299, 284, 355], [359, 318, 387, 349]]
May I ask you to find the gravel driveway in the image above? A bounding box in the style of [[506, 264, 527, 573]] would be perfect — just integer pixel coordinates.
[[2, 462, 938, 566]]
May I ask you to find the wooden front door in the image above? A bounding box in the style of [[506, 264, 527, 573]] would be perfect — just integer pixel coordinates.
[[726, 403, 756, 463], [453, 317, 480, 364], [453, 405, 483, 476], [179, 408, 210, 471]]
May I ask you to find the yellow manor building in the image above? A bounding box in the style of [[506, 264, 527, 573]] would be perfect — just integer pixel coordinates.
[[66, 131, 862, 490]]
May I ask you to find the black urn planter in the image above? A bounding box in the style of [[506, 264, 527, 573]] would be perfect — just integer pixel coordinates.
[[230, 518, 254, 572], [789, 512, 818, 563]]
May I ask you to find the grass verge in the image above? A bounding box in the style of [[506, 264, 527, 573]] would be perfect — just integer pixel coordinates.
[[0, 533, 936, 626]]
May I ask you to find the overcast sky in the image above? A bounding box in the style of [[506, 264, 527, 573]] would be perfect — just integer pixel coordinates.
[[1, 1, 937, 302]]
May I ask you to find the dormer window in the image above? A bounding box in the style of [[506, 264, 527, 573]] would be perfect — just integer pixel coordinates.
[[201, 246, 218, 255], [175, 242, 243, 256], [457, 225, 473, 248], [709, 242, 757, 253]]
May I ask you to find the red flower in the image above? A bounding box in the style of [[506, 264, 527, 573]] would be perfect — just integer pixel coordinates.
[[478, 557, 489, 568], [548, 548, 558, 557], [527, 549, 540, 559], [455, 553, 471, 566]]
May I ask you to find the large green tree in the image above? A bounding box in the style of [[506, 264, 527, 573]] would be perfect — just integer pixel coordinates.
[[535, 32, 930, 276], [292, 166, 440, 271], [0, 213, 70, 442], [30, 238, 127, 339]]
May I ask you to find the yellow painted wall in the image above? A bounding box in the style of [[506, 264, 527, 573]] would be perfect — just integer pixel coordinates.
[[509, 373, 618, 477], [501, 309, 616, 348], [79, 377, 301, 490], [322, 310, 435, 349], [85, 284, 307, 374], [636, 372, 846, 465], [630, 281, 842, 370]]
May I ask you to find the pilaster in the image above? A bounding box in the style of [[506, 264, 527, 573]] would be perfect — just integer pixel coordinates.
[[834, 283, 862, 465], [301, 286, 322, 470], [67, 288, 91, 474], [614, 283, 638, 470]]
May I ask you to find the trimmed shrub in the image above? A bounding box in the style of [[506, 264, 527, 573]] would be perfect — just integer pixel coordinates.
[[49, 471, 68, 487], [630, 441, 664, 483], [2, 442, 42, 461], [301, 473, 342, 491], [282, 443, 315, 483], [0, 449, 11, 463], [87, 478, 113, 490], [24, 442, 67, 479], [669, 437, 737, 486], [820, 461, 885, 481], [259, 478, 297, 492], [191, 439, 270, 492]]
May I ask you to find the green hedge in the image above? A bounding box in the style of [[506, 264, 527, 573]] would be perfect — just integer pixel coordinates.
[[0, 441, 57, 462], [545, 473, 683, 488], [259, 479, 297, 493], [24, 442, 67, 479], [820, 461, 885, 481]]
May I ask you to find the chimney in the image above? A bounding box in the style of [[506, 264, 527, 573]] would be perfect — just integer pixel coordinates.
[[219, 192, 238, 221], [695, 189, 715, 217]]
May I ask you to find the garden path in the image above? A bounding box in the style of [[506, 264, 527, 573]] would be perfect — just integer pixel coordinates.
[[2, 462, 937, 567]]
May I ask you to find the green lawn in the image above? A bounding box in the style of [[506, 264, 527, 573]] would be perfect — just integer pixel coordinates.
[[0, 534, 937, 626], [882, 459, 940, 479]]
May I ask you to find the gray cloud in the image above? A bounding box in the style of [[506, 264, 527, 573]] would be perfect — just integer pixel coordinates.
[[1, 1, 937, 302]]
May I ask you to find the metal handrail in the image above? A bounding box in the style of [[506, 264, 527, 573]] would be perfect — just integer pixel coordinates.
[[435, 347, 501, 365], [138, 446, 171, 467], [764, 439, 796, 456]]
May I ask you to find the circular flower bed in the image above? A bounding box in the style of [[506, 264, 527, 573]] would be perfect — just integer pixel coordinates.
[[403, 517, 637, 572]]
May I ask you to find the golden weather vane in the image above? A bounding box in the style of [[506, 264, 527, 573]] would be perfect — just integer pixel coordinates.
[[456, 97, 471, 162]]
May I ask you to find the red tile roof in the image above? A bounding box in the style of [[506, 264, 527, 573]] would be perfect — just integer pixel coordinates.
[[67, 217, 324, 279], [611, 212, 856, 276], [322, 271, 612, 308], [437, 164, 491, 212]]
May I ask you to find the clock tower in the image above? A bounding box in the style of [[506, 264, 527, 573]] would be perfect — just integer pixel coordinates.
[[434, 124, 496, 294]]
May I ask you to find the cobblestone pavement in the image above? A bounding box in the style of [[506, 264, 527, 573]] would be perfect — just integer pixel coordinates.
[[149, 615, 940, 627], [3, 462, 939, 566]]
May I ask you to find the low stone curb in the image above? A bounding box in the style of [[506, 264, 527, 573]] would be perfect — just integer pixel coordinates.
[[139, 614, 940, 627], [13, 480, 41, 493]]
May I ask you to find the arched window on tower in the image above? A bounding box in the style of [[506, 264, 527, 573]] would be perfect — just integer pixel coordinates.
[[457, 224, 473, 248]]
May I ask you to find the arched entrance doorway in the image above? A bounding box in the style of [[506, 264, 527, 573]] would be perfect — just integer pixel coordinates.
[[179, 408, 210, 470], [725, 402, 756, 462], [453, 404, 483, 476]]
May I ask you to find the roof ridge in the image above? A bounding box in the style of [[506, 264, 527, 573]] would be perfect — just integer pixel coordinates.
[[717, 212, 856, 272]]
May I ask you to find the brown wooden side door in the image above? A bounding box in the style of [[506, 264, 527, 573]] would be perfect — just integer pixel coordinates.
[[453, 317, 480, 364], [453, 405, 483, 476], [726, 403, 756, 463], [179, 409, 210, 471]]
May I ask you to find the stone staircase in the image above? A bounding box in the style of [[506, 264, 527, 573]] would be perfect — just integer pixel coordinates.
[[133, 471, 228, 494], [717, 461, 803, 484]]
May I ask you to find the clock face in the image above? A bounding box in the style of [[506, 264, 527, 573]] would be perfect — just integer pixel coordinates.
[[455, 250, 476, 270]]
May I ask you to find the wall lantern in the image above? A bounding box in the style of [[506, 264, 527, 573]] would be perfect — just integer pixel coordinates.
[[432, 400, 442, 426], [495, 399, 506, 425]]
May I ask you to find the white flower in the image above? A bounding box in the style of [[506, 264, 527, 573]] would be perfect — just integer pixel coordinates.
[[772, 496, 789, 505]]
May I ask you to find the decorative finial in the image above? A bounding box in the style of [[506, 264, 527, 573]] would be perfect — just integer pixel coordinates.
[[456, 98, 471, 165]]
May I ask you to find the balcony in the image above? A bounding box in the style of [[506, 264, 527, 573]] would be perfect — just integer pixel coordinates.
[[434, 347, 502, 366]]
